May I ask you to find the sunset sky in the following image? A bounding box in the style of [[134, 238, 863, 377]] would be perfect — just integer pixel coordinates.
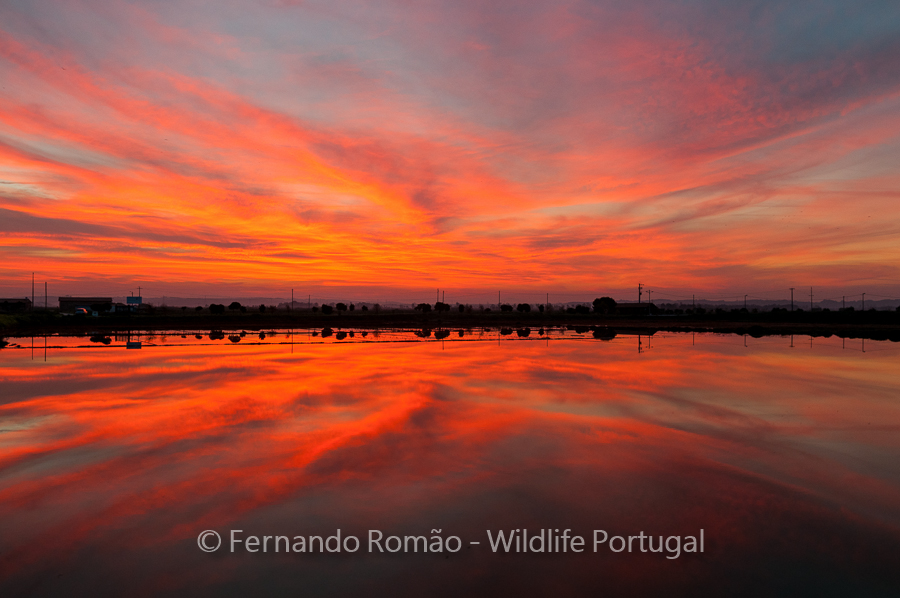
[[1, 0, 899, 302]]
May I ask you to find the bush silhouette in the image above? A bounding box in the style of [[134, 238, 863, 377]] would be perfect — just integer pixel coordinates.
[[209, 304, 225, 314], [500, 304, 513, 312], [321, 305, 334, 315], [195, 306, 203, 312], [321, 327, 333, 337], [259, 304, 266, 313], [336, 303, 347, 312], [228, 302, 242, 311], [415, 303, 432, 313], [516, 303, 531, 313]]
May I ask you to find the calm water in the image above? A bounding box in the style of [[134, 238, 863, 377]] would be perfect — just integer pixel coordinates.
[[1, 332, 899, 597]]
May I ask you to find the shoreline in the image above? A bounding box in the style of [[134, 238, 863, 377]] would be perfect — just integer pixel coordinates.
[[3, 310, 900, 342]]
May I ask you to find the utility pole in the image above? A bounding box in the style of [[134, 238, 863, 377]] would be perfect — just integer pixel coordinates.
[[744, 295, 748, 310], [790, 288, 794, 311], [638, 283, 643, 303], [442, 290, 445, 303]]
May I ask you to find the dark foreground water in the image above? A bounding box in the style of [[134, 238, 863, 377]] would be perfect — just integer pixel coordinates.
[[1, 331, 899, 597]]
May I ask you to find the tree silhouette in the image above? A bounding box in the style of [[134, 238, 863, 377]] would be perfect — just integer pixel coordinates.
[[209, 304, 225, 314], [593, 297, 617, 313], [349, 304, 355, 311], [336, 303, 347, 312], [500, 304, 513, 312], [321, 304, 334, 315], [195, 306, 203, 312], [516, 303, 531, 313], [259, 304, 266, 313], [538, 304, 544, 313], [228, 302, 242, 311], [415, 303, 432, 313]]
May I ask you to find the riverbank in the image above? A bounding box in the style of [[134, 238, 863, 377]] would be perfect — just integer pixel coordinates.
[[2, 309, 900, 342]]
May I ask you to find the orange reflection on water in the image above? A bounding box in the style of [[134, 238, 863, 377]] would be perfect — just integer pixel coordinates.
[[1, 333, 899, 596]]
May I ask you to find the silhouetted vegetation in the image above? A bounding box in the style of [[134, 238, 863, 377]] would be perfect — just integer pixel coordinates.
[[500, 304, 513, 312], [195, 306, 203, 312], [435, 329, 450, 340], [336, 331, 347, 340], [516, 303, 531, 313], [228, 302, 242, 311], [593, 297, 617, 313], [321, 305, 334, 315], [415, 328, 432, 338], [228, 335, 241, 343], [209, 304, 225, 314], [259, 304, 266, 313], [434, 302, 451, 312], [500, 327, 513, 335], [89, 334, 112, 344], [321, 327, 333, 337], [516, 328, 530, 337], [336, 303, 347, 312], [209, 330, 225, 340], [415, 303, 432, 313]]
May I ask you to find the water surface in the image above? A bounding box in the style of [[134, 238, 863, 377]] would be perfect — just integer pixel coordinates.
[[1, 333, 899, 596]]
